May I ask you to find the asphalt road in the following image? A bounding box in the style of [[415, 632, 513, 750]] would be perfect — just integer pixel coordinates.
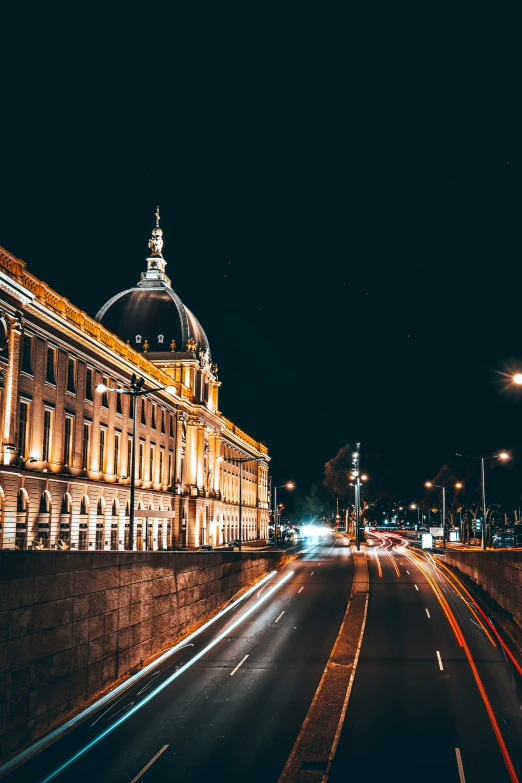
[[3, 535, 354, 783], [329, 532, 522, 783]]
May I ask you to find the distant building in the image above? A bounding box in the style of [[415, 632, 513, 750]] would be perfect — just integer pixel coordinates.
[[0, 212, 270, 550]]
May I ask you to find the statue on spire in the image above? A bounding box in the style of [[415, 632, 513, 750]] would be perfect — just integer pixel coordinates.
[[148, 206, 164, 256]]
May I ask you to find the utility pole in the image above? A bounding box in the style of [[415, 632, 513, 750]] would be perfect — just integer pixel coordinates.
[[352, 444, 361, 551]]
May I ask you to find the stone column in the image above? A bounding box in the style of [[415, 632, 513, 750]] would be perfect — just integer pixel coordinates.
[[2, 315, 22, 466], [197, 426, 205, 490]]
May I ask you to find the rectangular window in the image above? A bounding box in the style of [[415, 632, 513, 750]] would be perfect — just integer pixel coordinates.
[[159, 448, 164, 483], [116, 387, 123, 415], [139, 440, 144, 480], [140, 399, 147, 426], [168, 451, 173, 487], [46, 347, 56, 384], [64, 415, 74, 466], [99, 428, 106, 472], [128, 395, 134, 419], [82, 423, 91, 469], [21, 335, 33, 374], [114, 432, 120, 475], [151, 404, 156, 430], [67, 358, 76, 394], [85, 367, 93, 401], [18, 400, 30, 458], [169, 414, 174, 438], [150, 444, 155, 482], [43, 408, 53, 462], [101, 376, 109, 408], [161, 409, 165, 434], [127, 435, 133, 478]]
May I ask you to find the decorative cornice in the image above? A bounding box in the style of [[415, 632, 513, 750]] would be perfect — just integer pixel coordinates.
[[0, 243, 268, 460]]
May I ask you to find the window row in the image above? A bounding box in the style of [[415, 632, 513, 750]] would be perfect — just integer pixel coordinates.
[[21, 336, 175, 434], [18, 399, 174, 483]]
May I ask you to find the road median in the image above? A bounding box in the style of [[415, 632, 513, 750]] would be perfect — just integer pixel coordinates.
[[278, 545, 369, 783]]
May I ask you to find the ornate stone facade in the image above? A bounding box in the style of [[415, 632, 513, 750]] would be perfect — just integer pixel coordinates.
[[0, 230, 270, 551]]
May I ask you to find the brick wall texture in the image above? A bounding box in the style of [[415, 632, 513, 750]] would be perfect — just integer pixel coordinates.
[[445, 550, 522, 628], [0, 550, 284, 759]]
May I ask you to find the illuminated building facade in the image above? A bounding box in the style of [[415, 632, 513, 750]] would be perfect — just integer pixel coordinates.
[[0, 214, 270, 550]]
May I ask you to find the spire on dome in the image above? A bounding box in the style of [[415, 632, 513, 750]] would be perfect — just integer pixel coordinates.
[[148, 206, 164, 257], [138, 207, 172, 288]]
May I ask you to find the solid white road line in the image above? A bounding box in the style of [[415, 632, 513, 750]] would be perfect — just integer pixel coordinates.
[[275, 611, 285, 623], [298, 587, 304, 594], [406, 570, 410, 575], [436, 651, 444, 671], [230, 655, 249, 676], [414, 584, 419, 591], [425, 608, 431, 619], [311, 571, 315, 575], [455, 748, 466, 783], [129, 745, 168, 783]]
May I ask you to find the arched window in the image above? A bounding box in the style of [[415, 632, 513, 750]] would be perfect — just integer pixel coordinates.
[[80, 495, 89, 515], [135, 335, 142, 344], [97, 498, 105, 516], [17, 489, 27, 512], [158, 334, 164, 344], [61, 494, 71, 514], [39, 492, 51, 513], [112, 499, 119, 516]]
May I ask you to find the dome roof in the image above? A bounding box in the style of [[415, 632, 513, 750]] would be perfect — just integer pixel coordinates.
[[95, 209, 211, 358]]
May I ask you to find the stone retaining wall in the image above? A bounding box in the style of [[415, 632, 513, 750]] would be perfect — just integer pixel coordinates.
[[444, 549, 522, 628], [0, 550, 284, 759]]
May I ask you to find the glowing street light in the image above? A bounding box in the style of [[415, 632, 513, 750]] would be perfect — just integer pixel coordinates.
[[456, 452, 510, 549], [273, 482, 295, 548], [96, 375, 177, 550], [513, 374, 522, 385], [216, 454, 266, 551], [424, 480, 463, 551]]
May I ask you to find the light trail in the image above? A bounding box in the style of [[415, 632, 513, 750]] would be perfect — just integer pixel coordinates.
[[39, 571, 295, 783], [0, 569, 278, 780], [403, 546, 519, 782], [374, 547, 382, 578]]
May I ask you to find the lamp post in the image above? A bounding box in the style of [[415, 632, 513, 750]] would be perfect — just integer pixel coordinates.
[[455, 452, 509, 550], [217, 455, 266, 551], [425, 480, 463, 552], [410, 504, 420, 528], [96, 375, 177, 551], [273, 482, 295, 548]]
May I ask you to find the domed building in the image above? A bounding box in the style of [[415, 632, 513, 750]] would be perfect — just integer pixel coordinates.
[[97, 209, 219, 413], [0, 212, 270, 552], [96, 209, 211, 362]]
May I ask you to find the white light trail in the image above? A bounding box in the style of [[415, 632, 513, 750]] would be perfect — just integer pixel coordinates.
[[40, 571, 294, 783]]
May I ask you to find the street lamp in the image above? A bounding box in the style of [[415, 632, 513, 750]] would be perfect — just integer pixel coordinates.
[[273, 482, 294, 548], [455, 452, 509, 550], [216, 454, 266, 551], [410, 504, 420, 528], [96, 375, 176, 551], [425, 480, 463, 552]]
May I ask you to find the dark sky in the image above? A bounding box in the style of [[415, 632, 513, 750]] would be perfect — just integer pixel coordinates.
[[1, 6, 521, 507]]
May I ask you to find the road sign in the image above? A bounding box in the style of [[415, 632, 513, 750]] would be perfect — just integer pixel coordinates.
[[430, 527, 444, 536]]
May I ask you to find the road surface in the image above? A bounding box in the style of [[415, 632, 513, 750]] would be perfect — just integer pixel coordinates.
[[2, 536, 353, 783]]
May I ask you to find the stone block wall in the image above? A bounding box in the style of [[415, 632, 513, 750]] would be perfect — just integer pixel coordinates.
[[0, 550, 284, 759], [444, 550, 522, 627]]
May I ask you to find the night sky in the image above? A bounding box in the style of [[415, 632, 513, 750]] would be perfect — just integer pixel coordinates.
[[1, 6, 521, 509]]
